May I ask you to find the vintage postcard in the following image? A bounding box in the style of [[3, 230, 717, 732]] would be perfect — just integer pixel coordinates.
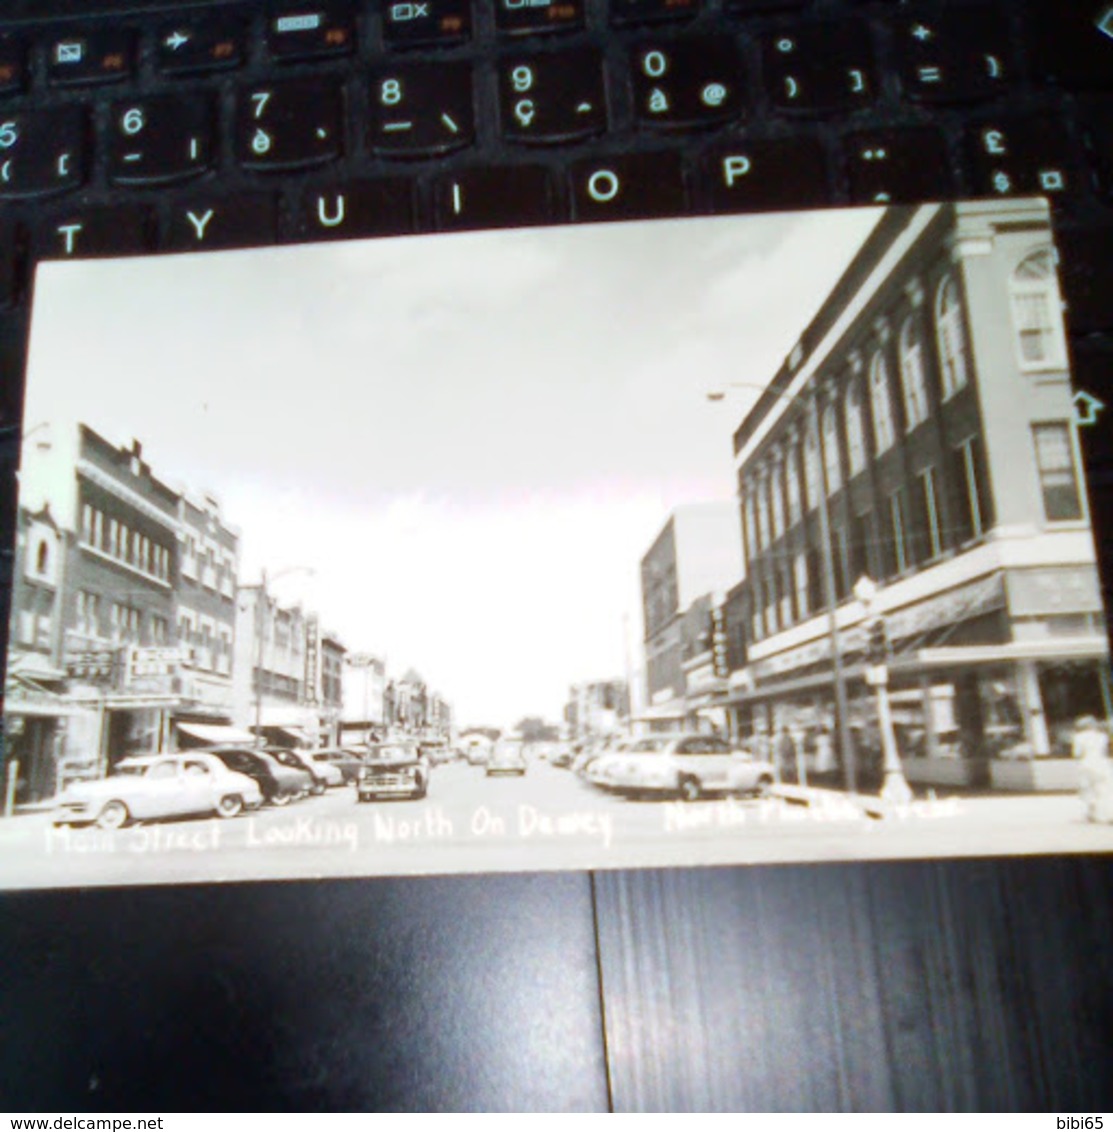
[[2, 197, 1112, 890]]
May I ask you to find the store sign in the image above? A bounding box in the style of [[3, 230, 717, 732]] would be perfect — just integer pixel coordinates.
[[304, 614, 319, 705], [1005, 566, 1102, 617], [66, 649, 119, 680], [128, 646, 189, 679]]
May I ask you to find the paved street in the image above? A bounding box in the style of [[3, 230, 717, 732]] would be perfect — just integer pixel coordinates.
[[1, 759, 1111, 890]]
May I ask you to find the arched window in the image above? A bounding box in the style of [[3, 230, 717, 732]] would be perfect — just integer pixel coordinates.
[[844, 378, 867, 476], [822, 404, 842, 493], [899, 315, 929, 430], [1011, 248, 1066, 370], [935, 276, 969, 399], [869, 351, 896, 454]]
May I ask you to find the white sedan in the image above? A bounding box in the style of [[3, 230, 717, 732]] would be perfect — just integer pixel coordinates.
[[54, 753, 264, 829], [588, 734, 777, 801]]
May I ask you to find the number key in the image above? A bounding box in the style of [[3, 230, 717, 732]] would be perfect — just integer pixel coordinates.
[[632, 37, 744, 128], [109, 96, 214, 186], [370, 62, 474, 157], [499, 50, 607, 144], [0, 108, 85, 199], [236, 80, 343, 171]]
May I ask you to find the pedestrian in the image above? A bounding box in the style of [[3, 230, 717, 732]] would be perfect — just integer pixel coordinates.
[[814, 726, 836, 774], [1072, 715, 1113, 824], [775, 726, 796, 782]]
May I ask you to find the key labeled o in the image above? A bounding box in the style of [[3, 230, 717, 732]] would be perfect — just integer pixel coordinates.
[[587, 168, 620, 202]]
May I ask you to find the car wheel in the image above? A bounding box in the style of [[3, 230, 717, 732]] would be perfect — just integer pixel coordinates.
[[271, 791, 291, 807], [679, 776, 701, 803], [414, 778, 427, 800], [96, 800, 129, 830], [312, 782, 326, 796], [216, 794, 244, 819]]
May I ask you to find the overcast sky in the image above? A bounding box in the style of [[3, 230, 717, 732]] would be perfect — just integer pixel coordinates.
[[23, 207, 882, 728]]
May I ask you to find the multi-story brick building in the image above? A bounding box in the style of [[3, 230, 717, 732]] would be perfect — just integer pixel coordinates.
[[173, 492, 239, 741], [639, 502, 743, 731], [727, 199, 1109, 788]]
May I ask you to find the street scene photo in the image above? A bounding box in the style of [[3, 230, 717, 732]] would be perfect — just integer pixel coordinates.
[[3, 198, 1113, 890]]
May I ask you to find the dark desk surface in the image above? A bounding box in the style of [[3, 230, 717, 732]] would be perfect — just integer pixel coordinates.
[[2, 858, 1112, 1111]]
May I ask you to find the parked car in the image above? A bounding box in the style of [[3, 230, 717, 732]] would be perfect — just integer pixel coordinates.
[[268, 748, 333, 794], [587, 734, 777, 801], [307, 747, 366, 785], [356, 741, 429, 802], [204, 747, 310, 806], [54, 753, 263, 829], [485, 739, 527, 777]]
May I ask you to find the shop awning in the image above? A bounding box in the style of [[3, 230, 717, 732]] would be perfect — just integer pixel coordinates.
[[634, 701, 687, 721], [176, 722, 256, 745], [265, 725, 319, 746]]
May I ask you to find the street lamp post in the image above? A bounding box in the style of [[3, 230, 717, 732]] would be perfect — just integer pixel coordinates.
[[853, 574, 913, 805]]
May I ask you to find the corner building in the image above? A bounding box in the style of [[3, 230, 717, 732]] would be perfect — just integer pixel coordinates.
[[731, 200, 1109, 789]]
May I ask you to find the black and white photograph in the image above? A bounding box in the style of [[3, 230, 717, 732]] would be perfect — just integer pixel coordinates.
[[2, 196, 1112, 890]]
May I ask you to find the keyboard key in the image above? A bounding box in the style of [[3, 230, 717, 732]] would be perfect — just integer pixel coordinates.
[[702, 136, 828, 211], [369, 62, 474, 157], [0, 38, 27, 95], [1079, 97, 1113, 199], [762, 22, 875, 114], [0, 217, 18, 308], [843, 127, 953, 204], [433, 165, 557, 228], [498, 49, 607, 144], [611, 0, 698, 26], [895, 6, 1010, 103], [236, 80, 343, 171], [47, 30, 133, 86], [298, 180, 415, 238], [157, 19, 244, 75], [727, 0, 806, 11], [0, 109, 85, 199], [964, 116, 1079, 202], [631, 37, 745, 128], [267, 4, 355, 59], [39, 206, 152, 259], [495, 0, 584, 37], [382, 0, 471, 47], [163, 194, 278, 251], [1030, 0, 1113, 90], [569, 151, 686, 220], [1055, 226, 1113, 336], [108, 96, 214, 186]]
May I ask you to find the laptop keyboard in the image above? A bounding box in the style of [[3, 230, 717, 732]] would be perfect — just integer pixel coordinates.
[[1, 0, 1112, 504]]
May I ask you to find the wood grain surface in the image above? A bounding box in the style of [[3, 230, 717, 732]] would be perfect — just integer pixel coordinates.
[[594, 858, 1113, 1112]]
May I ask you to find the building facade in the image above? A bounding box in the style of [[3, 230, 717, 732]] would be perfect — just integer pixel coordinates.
[[564, 679, 629, 743], [729, 199, 1109, 788], [174, 492, 239, 737], [639, 502, 743, 730]]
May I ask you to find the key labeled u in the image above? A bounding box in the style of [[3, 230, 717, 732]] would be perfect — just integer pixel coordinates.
[[317, 194, 346, 227]]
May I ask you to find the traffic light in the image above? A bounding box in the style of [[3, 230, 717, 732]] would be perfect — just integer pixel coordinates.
[[866, 617, 889, 665]]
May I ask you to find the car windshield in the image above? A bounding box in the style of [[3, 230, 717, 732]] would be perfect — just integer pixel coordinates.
[[627, 740, 669, 754], [371, 746, 414, 761]]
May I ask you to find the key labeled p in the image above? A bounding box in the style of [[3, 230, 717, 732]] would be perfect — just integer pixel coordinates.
[[722, 155, 751, 185]]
